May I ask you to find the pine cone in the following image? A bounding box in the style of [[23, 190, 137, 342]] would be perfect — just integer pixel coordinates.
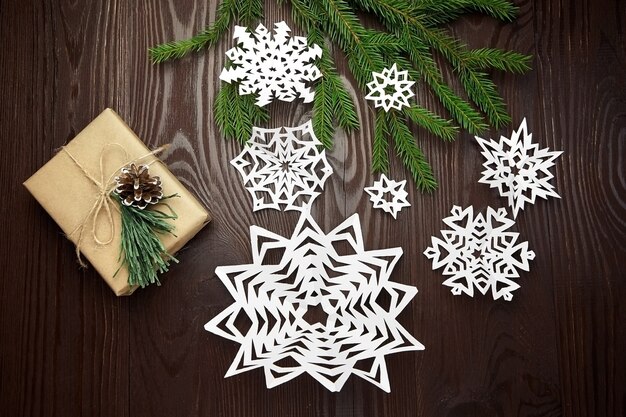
[[114, 164, 163, 210]]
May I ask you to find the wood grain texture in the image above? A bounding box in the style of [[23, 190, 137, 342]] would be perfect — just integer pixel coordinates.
[[0, 0, 624, 416]]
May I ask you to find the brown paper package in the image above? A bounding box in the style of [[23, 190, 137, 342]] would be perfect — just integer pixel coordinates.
[[24, 109, 211, 296]]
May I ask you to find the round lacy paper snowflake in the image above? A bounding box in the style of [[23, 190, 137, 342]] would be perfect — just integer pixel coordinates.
[[365, 64, 415, 112], [475, 118, 563, 218], [424, 205, 535, 301], [205, 212, 424, 392], [364, 174, 411, 219], [230, 121, 332, 212], [219, 21, 322, 107]]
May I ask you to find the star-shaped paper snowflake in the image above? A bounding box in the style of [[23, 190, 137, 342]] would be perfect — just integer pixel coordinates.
[[205, 212, 424, 392], [475, 118, 563, 218], [219, 21, 322, 107], [230, 121, 332, 212], [424, 205, 535, 301], [364, 174, 411, 219], [365, 64, 415, 112]]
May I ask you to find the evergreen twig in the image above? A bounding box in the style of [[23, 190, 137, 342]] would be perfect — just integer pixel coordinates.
[[149, 0, 236, 63], [149, 0, 531, 191], [372, 109, 390, 173], [387, 111, 437, 191], [215, 81, 269, 144]]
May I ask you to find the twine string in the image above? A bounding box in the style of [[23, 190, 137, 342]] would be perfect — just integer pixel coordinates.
[[60, 143, 170, 267]]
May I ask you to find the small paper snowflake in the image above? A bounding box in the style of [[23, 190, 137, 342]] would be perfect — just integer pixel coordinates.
[[365, 64, 415, 112], [475, 118, 563, 218], [364, 174, 411, 219], [230, 121, 332, 212], [219, 21, 322, 107], [424, 205, 535, 301], [205, 212, 424, 392]]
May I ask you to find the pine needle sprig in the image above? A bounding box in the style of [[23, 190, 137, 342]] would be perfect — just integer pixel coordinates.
[[149, 0, 238, 63], [402, 106, 458, 141], [458, 68, 510, 128], [387, 111, 437, 191], [405, 40, 489, 134], [309, 27, 359, 148], [215, 81, 269, 144], [415, 0, 518, 26], [289, 0, 318, 30], [465, 48, 532, 73], [413, 26, 511, 127], [313, 76, 336, 149], [372, 109, 390, 173], [115, 194, 180, 288]]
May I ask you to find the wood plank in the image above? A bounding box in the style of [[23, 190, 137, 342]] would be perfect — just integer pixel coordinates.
[[0, 0, 624, 416], [0, 0, 130, 416], [533, 0, 626, 416]]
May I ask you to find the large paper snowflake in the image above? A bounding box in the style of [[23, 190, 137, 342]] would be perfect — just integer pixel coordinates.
[[364, 174, 411, 219], [365, 64, 415, 112], [219, 21, 322, 107], [205, 212, 424, 392], [230, 121, 332, 212], [475, 118, 563, 218], [424, 205, 535, 301]]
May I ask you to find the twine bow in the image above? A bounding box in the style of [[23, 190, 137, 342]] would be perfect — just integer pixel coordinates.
[[60, 143, 170, 267]]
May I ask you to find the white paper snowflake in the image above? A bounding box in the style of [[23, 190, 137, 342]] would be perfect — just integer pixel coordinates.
[[475, 118, 563, 218], [364, 64, 415, 112], [230, 121, 332, 212], [219, 21, 322, 107], [205, 212, 424, 392], [423, 205, 535, 301], [364, 174, 411, 219]]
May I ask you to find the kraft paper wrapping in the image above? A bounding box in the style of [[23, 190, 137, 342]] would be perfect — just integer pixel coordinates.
[[24, 108, 211, 296]]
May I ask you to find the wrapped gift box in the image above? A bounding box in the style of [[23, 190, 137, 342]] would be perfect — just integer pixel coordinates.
[[24, 108, 211, 295]]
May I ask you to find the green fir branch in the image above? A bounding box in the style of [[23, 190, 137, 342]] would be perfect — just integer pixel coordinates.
[[458, 68, 510, 128], [313, 77, 336, 149], [308, 27, 359, 148], [404, 41, 488, 134], [150, 0, 531, 191], [332, 81, 359, 131], [415, 0, 518, 26], [465, 48, 532, 73], [215, 82, 269, 143], [387, 112, 437, 192], [290, 0, 319, 30], [372, 110, 390, 173], [403, 106, 458, 141], [149, 0, 237, 63], [414, 27, 510, 127], [349, 0, 495, 133], [236, 0, 264, 23]]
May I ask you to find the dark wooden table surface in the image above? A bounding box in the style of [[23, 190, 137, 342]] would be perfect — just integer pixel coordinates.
[[1, 0, 624, 416]]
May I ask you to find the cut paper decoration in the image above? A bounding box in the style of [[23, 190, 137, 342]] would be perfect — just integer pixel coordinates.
[[220, 21, 322, 107], [364, 174, 411, 219], [424, 205, 535, 301], [230, 121, 332, 212], [365, 64, 415, 112], [205, 212, 424, 392], [475, 118, 563, 218]]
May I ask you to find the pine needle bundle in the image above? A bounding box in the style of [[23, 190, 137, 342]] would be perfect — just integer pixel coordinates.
[[115, 194, 179, 287]]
